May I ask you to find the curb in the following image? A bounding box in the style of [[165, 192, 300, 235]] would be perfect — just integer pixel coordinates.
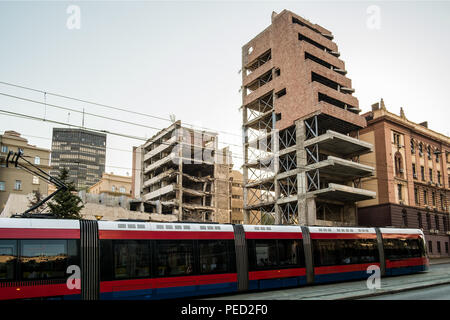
[[337, 280, 450, 300]]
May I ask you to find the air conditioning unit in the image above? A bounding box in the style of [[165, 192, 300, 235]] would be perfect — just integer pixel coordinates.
[[399, 169, 404, 173], [413, 173, 417, 178], [446, 231, 450, 235], [435, 230, 440, 234], [399, 200, 404, 205], [429, 229, 435, 233], [428, 181, 433, 185]]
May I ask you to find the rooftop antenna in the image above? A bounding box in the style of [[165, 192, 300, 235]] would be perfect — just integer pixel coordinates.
[[67, 112, 71, 123], [82, 108, 85, 128]]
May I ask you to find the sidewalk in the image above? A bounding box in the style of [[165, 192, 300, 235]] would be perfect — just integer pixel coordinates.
[[205, 263, 450, 300], [429, 257, 450, 265]]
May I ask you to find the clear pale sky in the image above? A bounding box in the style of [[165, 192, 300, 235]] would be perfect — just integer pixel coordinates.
[[1, 1, 449, 176]]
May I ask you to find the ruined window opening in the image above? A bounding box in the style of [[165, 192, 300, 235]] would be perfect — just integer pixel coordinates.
[[274, 68, 280, 77], [246, 49, 271, 74], [276, 88, 286, 99], [318, 92, 357, 112]]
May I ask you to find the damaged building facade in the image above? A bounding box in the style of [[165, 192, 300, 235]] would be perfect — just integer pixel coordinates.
[[241, 10, 376, 226], [131, 121, 233, 223]]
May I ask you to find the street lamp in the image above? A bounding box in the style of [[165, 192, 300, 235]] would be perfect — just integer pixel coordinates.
[[95, 215, 103, 221]]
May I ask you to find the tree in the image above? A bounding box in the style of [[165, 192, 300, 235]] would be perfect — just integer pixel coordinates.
[[47, 167, 84, 219], [27, 189, 48, 214]]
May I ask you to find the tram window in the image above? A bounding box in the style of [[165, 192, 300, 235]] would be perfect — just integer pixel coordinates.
[[358, 239, 379, 263], [407, 239, 424, 258], [20, 240, 78, 280], [198, 240, 229, 274], [255, 240, 277, 268], [113, 240, 150, 279], [0, 240, 17, 281], [278, 240, 304, 267], [100, 240, 113, 281], [313, 239, 340, 267], [384, 238, 421, 260], [155, 240, 194, 277]]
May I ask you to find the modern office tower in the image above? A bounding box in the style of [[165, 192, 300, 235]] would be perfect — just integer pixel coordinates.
[[51, 128, 106, 190], [241, 10, 375, 226]]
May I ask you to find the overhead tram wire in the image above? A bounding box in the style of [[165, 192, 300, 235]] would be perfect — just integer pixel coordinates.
[[0, 80, 243, 138], [0, 92, 244, 149], [0, 108, 247, 162]]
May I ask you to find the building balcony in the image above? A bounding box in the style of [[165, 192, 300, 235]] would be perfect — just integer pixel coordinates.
[[142, 184, 175, 202], [305, 155, 374, 180], [308, 183, 376, 202], [304, 130, 373, 158]]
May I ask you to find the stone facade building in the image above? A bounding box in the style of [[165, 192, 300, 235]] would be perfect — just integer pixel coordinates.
[[0, 131, 50, 214], [88, 172, 132, 197], [358, 100, 450, 258], [241, 10, 375, 226]]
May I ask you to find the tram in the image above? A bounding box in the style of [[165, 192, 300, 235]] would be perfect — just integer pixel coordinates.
[[0, 218, 429, 300]]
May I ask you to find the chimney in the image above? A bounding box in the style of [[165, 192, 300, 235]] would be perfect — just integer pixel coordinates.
[[371, 102, 379, 112]]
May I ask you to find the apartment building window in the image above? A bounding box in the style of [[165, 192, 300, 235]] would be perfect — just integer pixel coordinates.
[[393, 132, 401, 146], [394, 153, 403, 177], [410, 139, 415, 154], [119, 187, 126, 193], [112, 186, 116, 192], [437, 171, 441, 184], [417, 212, 422, 229], [424, 190, 428, 204], [419, 143, 423, 156], [402, 209, 408, 227], [428, 241, 432, 253], [421, 166, 425, 181], [1, 145, 7, 153], [34, 157, 40, 165], [441, 194, 445, 211], [412, 163, 417, 179], [435, 215, 440, 231], [0, 181, 5, 191], [32, 176, 39, 185], [437, 241, 441, 254], [444, 216, 448, 233], [432, 192, 436, 206], [429, 169, 433, 182], [445, 242, 449, 254], [397, 184, 403, 201], [427, 145, 432, 159], [414, 187, 419, 205], [436, 151, 440, 163], [14, 180, 22, 190]]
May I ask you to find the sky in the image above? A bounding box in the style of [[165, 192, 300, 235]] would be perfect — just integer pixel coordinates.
[[0, 0, 449, 176]]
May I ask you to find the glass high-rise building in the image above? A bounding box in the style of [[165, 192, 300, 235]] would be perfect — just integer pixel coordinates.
[[50, 128, 106, 190]]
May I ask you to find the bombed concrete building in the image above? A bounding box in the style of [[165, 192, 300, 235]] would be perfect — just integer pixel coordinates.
[[241, 10, 376, 226], [132, 121, 232, 223]]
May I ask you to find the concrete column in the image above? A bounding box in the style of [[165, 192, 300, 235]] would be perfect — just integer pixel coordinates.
[[273, 127, 281, 224], [296, 120, 311, 225]]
